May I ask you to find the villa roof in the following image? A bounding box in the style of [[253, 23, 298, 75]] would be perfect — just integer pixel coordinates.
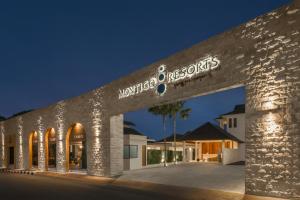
[[216, 104, 245, 120], [183, 122, 243, 143], [221, 104, 245, 116], [124, 127, 145, 136], [124, 121, 136, 127], [158, 134, 185, 142]]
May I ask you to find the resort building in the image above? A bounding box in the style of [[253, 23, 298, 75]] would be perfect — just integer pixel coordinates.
[[0, 1, 299, 198], [217, 104, 246, 161], [123, 121, 147, 170], [146, 120, 244, 166]]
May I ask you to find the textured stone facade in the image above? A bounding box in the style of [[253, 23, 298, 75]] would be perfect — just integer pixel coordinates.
[[0, 1, 299, 199]]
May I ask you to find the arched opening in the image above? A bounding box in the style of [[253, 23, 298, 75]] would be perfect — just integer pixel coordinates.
[[45, 128, 56, 170], [28, 131, 38, 169], [66, 123, 87, 172], [7, 135, 16, 169]]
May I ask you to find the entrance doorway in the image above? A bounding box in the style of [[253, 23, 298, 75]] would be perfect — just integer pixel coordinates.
[[29, 131, 38, 169], [9, 146, 14, 165], [45, 128, 56, 170], [66, 123, 87, 171]]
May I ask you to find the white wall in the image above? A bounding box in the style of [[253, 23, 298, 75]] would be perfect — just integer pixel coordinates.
[[222, 147, 244, 165], [223, 113, 245, 142], [239, 143, 245, 161], [222, 113, 245, 162], [123, 134, 147, 170]]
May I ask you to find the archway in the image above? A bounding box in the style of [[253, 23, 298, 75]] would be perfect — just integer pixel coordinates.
[[7, 134, 16, 169], [66, 123, 87, 172], [45, 128, 56, 170], [28, 131, 38, 169]]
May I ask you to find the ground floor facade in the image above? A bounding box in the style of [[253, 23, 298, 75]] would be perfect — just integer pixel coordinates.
[[146, 140, 243, 166], [0, 1, 299, 199]]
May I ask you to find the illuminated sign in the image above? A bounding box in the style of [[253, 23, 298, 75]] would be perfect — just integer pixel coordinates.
[[118, 56, 220, 99]]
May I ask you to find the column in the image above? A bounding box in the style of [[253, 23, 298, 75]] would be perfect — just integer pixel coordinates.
[[199, 142, 202, 161], [183, 141, 186, 162], [195, 142, 198, 161], [109, 115, 124, 176]]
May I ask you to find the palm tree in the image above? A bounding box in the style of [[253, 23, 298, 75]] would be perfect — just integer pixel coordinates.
[[148, 105, 170, 167], [167, 101, 191, 164]]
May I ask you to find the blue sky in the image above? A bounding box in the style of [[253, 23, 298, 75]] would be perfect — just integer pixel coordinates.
[[0, 0, 291, 138]]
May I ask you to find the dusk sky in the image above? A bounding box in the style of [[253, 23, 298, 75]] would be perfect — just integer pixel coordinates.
[[0, 0, 291, 139]]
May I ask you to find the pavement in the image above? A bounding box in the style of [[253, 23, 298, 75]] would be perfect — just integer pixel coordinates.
[[0, 172, 289, 200], [119, 162, 245, 193]]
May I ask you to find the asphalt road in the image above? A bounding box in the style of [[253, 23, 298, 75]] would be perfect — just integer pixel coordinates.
[[0, 174, 182, 200], [0, 173, 284, 200]]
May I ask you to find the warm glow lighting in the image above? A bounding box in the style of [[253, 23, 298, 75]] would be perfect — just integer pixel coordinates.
[[55, 101, 66, 172], [17, 117, 24, 169], [262, 95, 277, 111], [89, 89, 105, 175], [264, 112, 279, 135]]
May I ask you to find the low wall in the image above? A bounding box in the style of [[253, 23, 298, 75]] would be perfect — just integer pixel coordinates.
[[222, 148, 242, 165]]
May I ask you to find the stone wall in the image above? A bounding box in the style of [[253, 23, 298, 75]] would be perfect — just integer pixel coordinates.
[[243, 2, 300, 198], [0, 88, 111, 176], [0, 1, 299, 199]]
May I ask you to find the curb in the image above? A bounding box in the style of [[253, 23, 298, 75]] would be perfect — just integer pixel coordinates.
[[0, 168, 35, 175]]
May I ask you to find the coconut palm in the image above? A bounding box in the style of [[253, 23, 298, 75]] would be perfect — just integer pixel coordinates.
[[148, 105, 170, 167], [167, 101, 191, 164]]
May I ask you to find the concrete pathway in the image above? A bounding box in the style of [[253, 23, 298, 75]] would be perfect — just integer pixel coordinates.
[[118, 162, 245, 194]]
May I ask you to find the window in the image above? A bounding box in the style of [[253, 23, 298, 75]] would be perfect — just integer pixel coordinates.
[[124, 145, 138, 159], [234, 118, 237, 128], [130, 145, 138, 158], [229, 118, 232, 128]]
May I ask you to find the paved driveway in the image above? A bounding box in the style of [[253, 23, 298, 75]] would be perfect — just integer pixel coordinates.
[[118, 163, 245, 194]]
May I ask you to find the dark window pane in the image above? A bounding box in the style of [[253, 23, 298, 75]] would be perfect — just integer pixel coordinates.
[[229, 118, 232, 128], [49, 143, 56, 167], [130, 145, 138, 158], [234, 118, 237, 128]]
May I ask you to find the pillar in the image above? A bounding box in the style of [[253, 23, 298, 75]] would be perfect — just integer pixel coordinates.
[[15, 117, 24, 169], [56, 128, 67, 173], [55, 101, 67, 173], [199, 142, 202, 161], [183, 141, 186, 162], [109, 115, 123, 177], [195, 142, 198, 161], [0, 123, 5, 168], [37, 117, 46, 171]]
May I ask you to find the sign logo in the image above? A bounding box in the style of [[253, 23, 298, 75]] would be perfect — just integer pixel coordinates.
[[118, 56, 220, 99], [156, 65, 167, 96]]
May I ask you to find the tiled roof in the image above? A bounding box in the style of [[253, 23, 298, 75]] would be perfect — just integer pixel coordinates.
[[157, 134, 185, 142], [221, 104, 245, 116], [124, 127, 145, 136], [183, 122, 243, 143], [124, 121, 136, 127]]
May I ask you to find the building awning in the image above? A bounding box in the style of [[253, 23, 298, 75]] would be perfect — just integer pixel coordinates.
[[183, 122, 244, 143]]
